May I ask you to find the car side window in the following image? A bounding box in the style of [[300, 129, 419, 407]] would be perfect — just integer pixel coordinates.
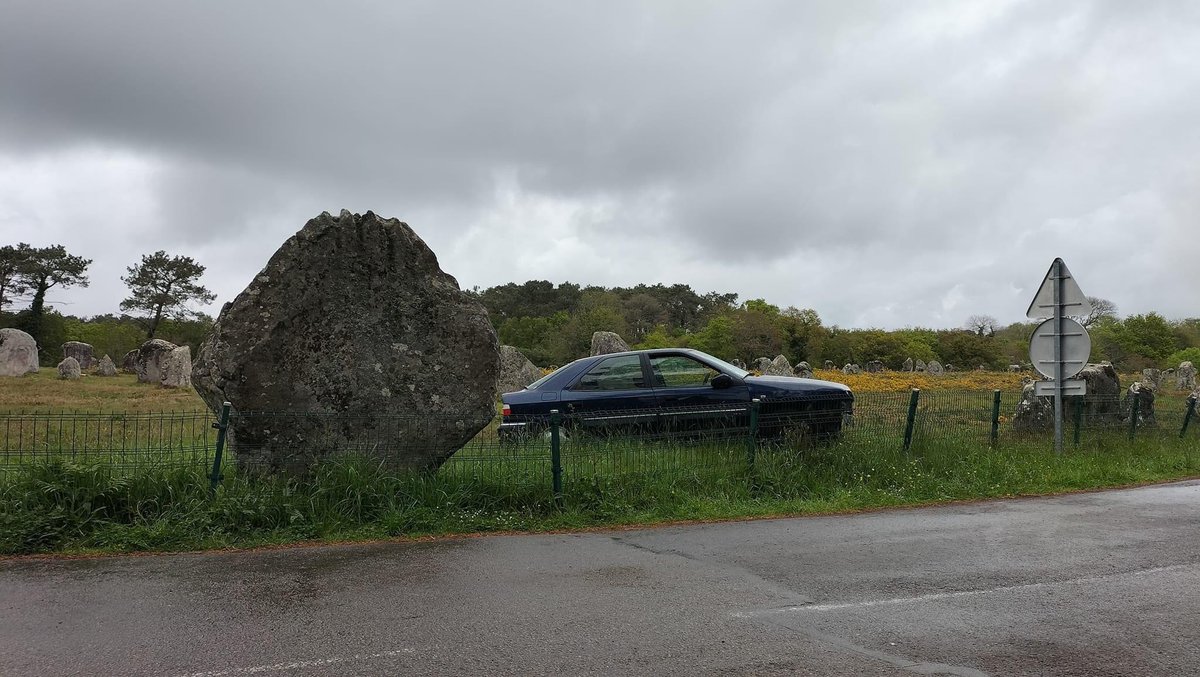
[[572, 355, 647, 391], [650, 355, 721, 388]]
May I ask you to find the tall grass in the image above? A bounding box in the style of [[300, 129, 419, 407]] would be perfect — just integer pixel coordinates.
[[3, 433, 1196, 556]]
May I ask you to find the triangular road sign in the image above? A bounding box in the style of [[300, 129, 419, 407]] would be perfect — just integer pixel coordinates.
[[1026, 258, 1091, 319]]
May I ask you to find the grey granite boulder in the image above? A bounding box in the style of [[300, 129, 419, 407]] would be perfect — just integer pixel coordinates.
[[96, 354, 118, 376], [926, 360, 944, 376], [62, 341, 95, 369], [590, 331, 630, 356], [121, 350, 138, 373], [134, 339, 178, 384], [193, 210, 500, 473], [160, 346, 192, 389], [1178, 362, 1196, 391], [794, 361, 813, 378], [902, 358, 913, 372], [0, 328, 39, 377], [57, 357, 81, 380], [842, 363, 862, 375], [866, 360, 884, 373], [497, 345, 542, 395], [823, 360, 834, 370], [767, 355, 792, 376], [915, 359, 927, 372]]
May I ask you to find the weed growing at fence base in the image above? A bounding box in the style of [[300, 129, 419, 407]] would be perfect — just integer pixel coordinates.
[[2, 435, 1196, 555]]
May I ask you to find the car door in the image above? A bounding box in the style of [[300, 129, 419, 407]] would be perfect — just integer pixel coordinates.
[[561, 354, 658, 434], [647, 352, 751, 436]]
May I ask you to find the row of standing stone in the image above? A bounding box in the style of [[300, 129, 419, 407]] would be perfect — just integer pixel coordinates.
[[0, 328, 193, 389]]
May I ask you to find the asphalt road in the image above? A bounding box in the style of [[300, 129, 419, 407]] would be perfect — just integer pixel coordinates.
[[3, 481, 1200, 676]]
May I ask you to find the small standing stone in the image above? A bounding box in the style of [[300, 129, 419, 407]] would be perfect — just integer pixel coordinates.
[[823, 360, 834, 370], [121, 350, 138, 373], [496, 345, 543, 395], [915, 359, 927, 372], [96, 354, 118, 376], [902, 358, 914, 372], [866, 360, 884, 373], [793, 361, 813, 378], [927, 360, 944, 376], [57, 357, 81, 380], [731, 358, 747, 370]]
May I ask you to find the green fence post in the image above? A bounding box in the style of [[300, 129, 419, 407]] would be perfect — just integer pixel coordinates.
[[1127, 391, 1141, 441], [1181, 396, 1197, 439], [550, 409, 563, 507], [207, 401, 231, 498], [1073, 396, 1083, 447], [903, 389, 920, 452], [746, 398, 761, 471], [989, 390, 1001, 448]]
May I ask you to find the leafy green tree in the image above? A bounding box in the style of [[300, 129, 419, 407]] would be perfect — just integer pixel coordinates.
[[120, 251, 216, 339], [0, 243, 32, 311], [731, 308, 783, 361], [1111, 313, 1178, 364], [779, 307, 822, 363], [689, 314, 737, 360], [12, 244, 90, 356]]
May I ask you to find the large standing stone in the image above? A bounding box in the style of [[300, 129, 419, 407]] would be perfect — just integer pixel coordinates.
[[590, 331, 630, 356], [61, 341, 95, 369], [497, 345, 543, 395], [1178, 362, 1197, 391], [193, 210, 500, 473], [0, 328, 40, 377], [793, 361, 813, 378], [57, 357, 81, 380], [134, 339, 178, 385], [96, 354, 118, 377], [926, 360, 944, 376], [160, 346, 193, 389], [902, 358, 914, 372]]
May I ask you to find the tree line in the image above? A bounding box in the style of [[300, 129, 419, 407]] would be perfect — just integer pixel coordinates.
[[0, 243, 214, 364], [3, 246, 1197, 373], [470, 281, 1200, 371]]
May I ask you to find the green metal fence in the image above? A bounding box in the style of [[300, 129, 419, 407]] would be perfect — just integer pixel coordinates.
[[2, 391, 1198, 499]]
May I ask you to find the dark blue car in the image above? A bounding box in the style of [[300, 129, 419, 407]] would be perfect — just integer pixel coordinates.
[[499, 348, 853, 441]]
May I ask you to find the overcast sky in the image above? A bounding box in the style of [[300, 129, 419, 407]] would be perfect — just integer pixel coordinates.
[[1, 0, 1197, 330]]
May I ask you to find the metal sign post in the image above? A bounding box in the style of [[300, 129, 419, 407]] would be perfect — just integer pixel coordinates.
[[1027, 258, 1092, 454]]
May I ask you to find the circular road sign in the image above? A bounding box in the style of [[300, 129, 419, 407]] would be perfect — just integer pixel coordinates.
[[1028, 317, 1091, 380]]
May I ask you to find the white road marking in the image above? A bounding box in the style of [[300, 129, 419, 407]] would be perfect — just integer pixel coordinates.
[[737, 562, 1197, 617], [174, 648, 415, 677]]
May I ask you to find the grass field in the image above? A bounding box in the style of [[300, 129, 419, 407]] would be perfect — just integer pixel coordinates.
[[1, 368, 1196, 556]]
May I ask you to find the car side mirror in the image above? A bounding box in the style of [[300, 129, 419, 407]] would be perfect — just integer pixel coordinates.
[[711, 373, 733, 389]]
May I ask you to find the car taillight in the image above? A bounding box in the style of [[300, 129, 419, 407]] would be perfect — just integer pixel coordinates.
[[502, 404, 512, 417]]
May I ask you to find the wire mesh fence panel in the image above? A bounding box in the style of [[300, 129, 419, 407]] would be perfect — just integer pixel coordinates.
[[0, 410, 215, 474], [912, 391, 998, 450]]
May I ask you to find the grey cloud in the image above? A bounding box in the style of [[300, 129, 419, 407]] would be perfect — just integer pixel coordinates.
[[0, 0, 1197, 327]]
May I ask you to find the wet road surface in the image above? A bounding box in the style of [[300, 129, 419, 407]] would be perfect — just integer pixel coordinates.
[[3, 481, 1199, 676]]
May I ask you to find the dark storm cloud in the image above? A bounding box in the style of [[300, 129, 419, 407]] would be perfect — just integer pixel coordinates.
[[0, 0, 1197, 326]]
